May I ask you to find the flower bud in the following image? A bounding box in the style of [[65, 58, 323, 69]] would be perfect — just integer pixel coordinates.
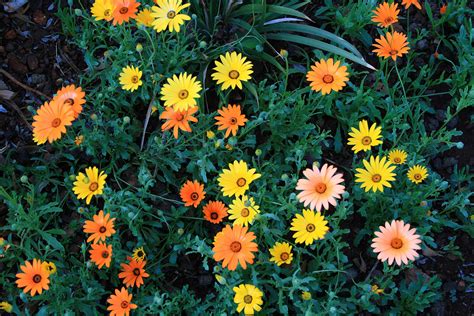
[[20, 175, 28, 183], [136, 43, 143, 53]]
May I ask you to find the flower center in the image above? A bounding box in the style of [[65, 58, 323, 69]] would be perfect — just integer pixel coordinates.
[[390, 49, 398, 55], [104, 9, 111, 17], [390, 238, 403, 249], [240, 208, 250, 217], [121, 301, 129, 309], [33, 274, 42, 283], [243, 295, 253, 304], [306, 223, 316, 232], [371, 174, 381, 183], [384, 17, 394, 24], [137, 250, 144, 257], [280, 252, 289, 261], [51, 118, 62, 128], [89, 182, 99, 191], [394, 157, 401, 163], [101, 250, 109, 258], [229, 117, 238, 125], [236, 178, 246, 187], [361, 136, 372, 145], [99, 226, 107, 233], [65, 98, 75, 105], [322, 74, 334, 84], [229, 70, 240, 79], [210, 212, 218, 220], [167, 10, 176, 19], [119, 7, 128, 14], [190, 192, 199, 200], [133, 268, 141, 276], [414, 173, 422, 180], [230, 241, 242, 252], [178, 89, 189, 99], [315, 183, 327, 194], [131, 75, 139, 84]]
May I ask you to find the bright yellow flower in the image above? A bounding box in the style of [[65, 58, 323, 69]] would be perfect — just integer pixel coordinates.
[[42, 262, 57, 275], [371, 284, 384, 295], [206, 130, 215, 139], [151, 0, 191, 33], [0, 302, 12, 313], [119, 65, 143, 92], [160, 72, 202, 112], [75, 135, 84, 146], [72, 166, 107, 204], [136, 8, 154, 27], [407, 165, 428, 184], [290, 209, 329, 245], [388, 149, 407, 165], [301, 291, 312, 300], [269, 242, 293, 266], [91, 0, 115, 21], [355, 156, 396, 193], [233, 284, 263, 315], [217, 160, 261, 197], [132, 247, 146, 261], [347, 120, 382, 153], [228, 195, 260, 227], [211, 52, 253, 90]]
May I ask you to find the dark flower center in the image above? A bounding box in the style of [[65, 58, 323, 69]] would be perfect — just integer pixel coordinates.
[[121, 301, 129, 309], [131, 75, 139, 84], [236, 178, 246, 187], [51, 118, 62, 128], [315, 183, 327, 194], [33, 274, 42, 283], [240, 208, 250, 217], [322, 74, 334, 84], [137, 250, 144, 257], [119, 7, 128, 14], [414, 173, 422, 180], [99, 226, 107, 233], [190, 192, 199, 200], [384, 17, 394, 24], [230, 241, 242, 252], [390, 49, 398, 55], [175, 113, 184, 121], [133, 268, 141, 276], [102, 250, 109, 258], [361, 136, 372, 145], [394, 157, 401, 163], [65, 98, 75, 105], [244, 295, 253, 304], [306, 224, 316, 232], [280, 252, 289, 261], [104, 9, 111, 16], [229, 70, 240, 79], [391, 238, 403, 249], [167, 10, 176, 19], [89, 182, 99, 191], [210, 212, 218, 220], [372, 174, 381, 183], [178, 89, 189, 99], [229, 117, 238, 125]]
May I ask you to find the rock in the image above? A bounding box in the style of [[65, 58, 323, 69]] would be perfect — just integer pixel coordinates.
[[417, 39, 429, 50], [4, 29, 17, 40], [7, 54, 28, 74], [27, 55, 39, 71], [28, 74, 46, 85], [32, 10, 47, 26], [0, 46, 5, 54]]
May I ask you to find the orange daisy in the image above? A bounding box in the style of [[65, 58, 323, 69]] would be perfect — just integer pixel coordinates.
[[160, 106, 198, 139], [371, 220, 422, 266], [295, 164, 345, 212], [214, 104, 248, 138], [32, 100, 75, 145], [212, 225, 258, 271], [89, 243, 113, 269], [52, 84, 86, 119], [179, 180, 205, 207], [371, 2, 399, 28], [118, 256, 150, 288], [306, 58, 349, 95], [372, 31, 410, 61], [402, 0, 422, 10], [15, 259, 50, 296], [83, 210, 116, 244], [107, 287, 137, 315], [112, 0, 140, 25], [203, 201, 228, 224]]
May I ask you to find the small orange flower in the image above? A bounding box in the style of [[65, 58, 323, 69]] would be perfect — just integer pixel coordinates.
[[107, 287, 137, 315], [440, 4, 447, 14], [52, 84, 86, 119], [15, 259, 50, 296], [112, 0, 140, 25], [160, 106, 198, 139], [89, 243, 112, 269], [214, 104, 248, 138], [32, 100, 75, 145], [118, 256, 150, 288], [372, 31, 410, 61], [401, 0, 422, 10], [212, 225, 258, 271], [83, 210, 116, 244], [306, 58, 349, 95], [203, 201, 228, 224], [371, 2, 399, 28], [179, 180, 205, 207]]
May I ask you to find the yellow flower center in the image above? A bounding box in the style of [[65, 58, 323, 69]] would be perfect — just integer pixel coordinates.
[[371, 174, 381, 183], [240, 208, 250, 217], [280, 252, 289, 261], [236, 178, 246, 187], [306, 223, 316, 232], [230, 241, 242, 252], [244, 295, 253, 304], [229, 70, 240, 79], [394, 157, 401, 163], [104, 9, 111, 17], [65, 98, 75, 105], [119, 7, 128, 14], [361, 136, 372, 145], [133, 268, 141, 276], [33, 274, 42, 283], [51, 118, 62, 128], [89, 182, 99, 192], [178, 89, 189, 99], [167, 10, 176, 19], [229, 117, 238, 125], [121, 301, 129, 309], [322, 74, 334, 84], [390, 49, 398, 55], [190, 192, 199, 200], [315, 183, 327, 194], [210, 212, 218, 220], [101, 250, 110, 258], [390, 238, 403, 249], [131, 75, 139, 84]]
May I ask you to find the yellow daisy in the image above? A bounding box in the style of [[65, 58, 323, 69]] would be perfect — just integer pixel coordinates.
[[306, 58, 349, 95], [355, 156, 396, 193], [119, 65, 143, 92], [42, 262, 57, 275], [228, 195, 260, 227], [0, 302, 13, 313], [136, 8, 154, 27], [269, 242, 293, 266], [407, 165, 428, 184], [388, 149, 407, 165], [151, 0, 191, 33], [233, 284, 264, 315], [211, 52, 254, 90], [290, 209, 329, 245], [347, 120, 383, 153], [72, 166, 107, 204], [160, 72, 202, 112], [91, 0, 115, 21], [217, 160, 261, 197], [132, 247, 146, 261]]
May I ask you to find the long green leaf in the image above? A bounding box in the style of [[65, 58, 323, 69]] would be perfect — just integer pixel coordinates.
[[231, 4, 312, 21], [266, 33, 376, 70]]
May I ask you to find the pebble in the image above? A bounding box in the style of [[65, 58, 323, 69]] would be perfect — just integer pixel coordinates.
[[4, 29, 17, 40], [27, 55, 39, 71], [32, 10, 47, 26], [7, 54, 28, 74]]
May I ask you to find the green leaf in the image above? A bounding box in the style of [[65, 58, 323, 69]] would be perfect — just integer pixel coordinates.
[[39, 231, 65, 252], [231, 4, 312, 22]]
